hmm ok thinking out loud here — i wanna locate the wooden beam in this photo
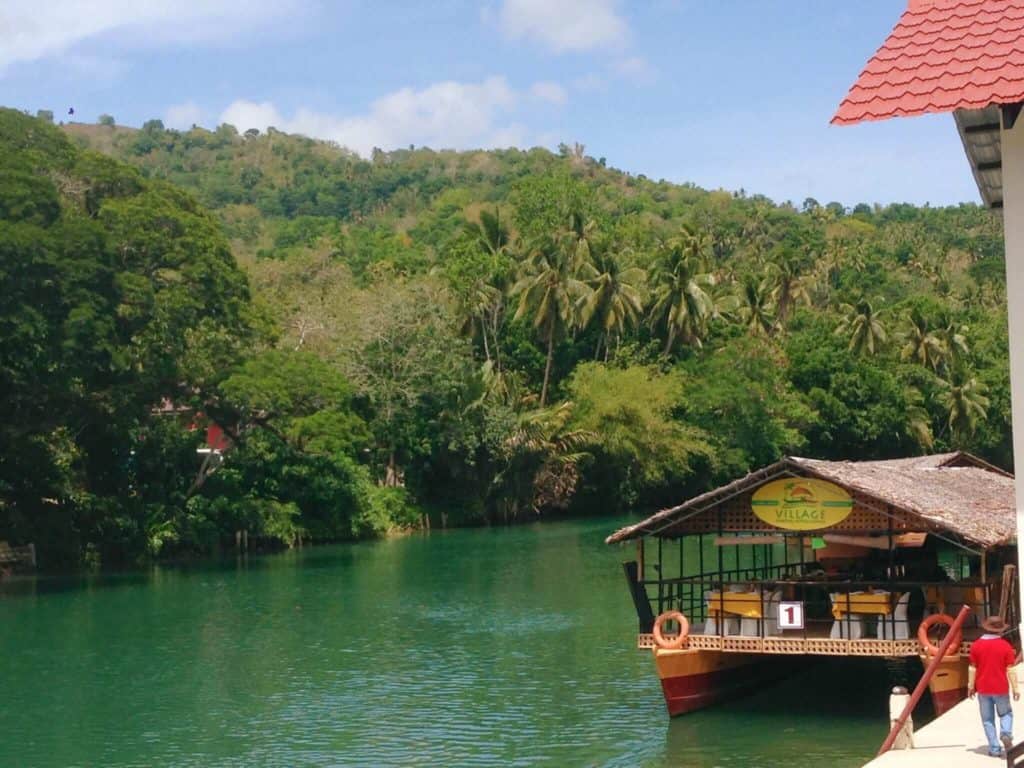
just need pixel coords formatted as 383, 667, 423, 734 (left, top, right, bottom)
977, 159, 1003, 172
713, 535, 783, 547
823, 534, 890, 550
964, 122, 1002, 135
821, 533, 928, 549
1003, 102, 1024, 131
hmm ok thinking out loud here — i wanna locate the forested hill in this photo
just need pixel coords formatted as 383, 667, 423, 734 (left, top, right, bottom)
1, 108, 1011, 567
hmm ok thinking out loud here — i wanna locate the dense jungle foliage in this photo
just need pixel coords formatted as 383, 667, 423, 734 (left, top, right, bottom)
0, 107, 1011, 566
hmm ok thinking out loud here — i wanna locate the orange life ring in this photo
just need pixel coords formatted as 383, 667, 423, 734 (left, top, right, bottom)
653, 610, 690, 650
918, 613, 962, 657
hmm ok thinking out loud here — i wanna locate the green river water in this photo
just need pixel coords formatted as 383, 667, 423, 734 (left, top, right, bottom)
1, 517, 912, 767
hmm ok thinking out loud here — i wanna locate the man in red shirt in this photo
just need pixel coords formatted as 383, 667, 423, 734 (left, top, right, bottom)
969, 616, 1020, 758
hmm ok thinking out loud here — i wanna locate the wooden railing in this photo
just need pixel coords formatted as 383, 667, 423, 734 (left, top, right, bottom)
1006, 740, 1024, 767
637, 631, 975, 658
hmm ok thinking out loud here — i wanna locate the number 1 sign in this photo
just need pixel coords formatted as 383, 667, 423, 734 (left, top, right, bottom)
778, 601, 804, 630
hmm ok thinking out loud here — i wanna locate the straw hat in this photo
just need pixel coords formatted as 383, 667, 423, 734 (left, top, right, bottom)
982, 616, 1010, 634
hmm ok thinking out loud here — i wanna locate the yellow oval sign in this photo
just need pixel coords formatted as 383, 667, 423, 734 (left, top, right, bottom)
751, 478, 853, 530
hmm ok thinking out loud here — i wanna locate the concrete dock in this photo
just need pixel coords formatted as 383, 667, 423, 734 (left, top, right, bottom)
864, 697, 1015, 767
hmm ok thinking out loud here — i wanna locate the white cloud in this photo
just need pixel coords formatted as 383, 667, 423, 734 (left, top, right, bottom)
0, 0, 298, 74
613, 55, 656, 84
529, 81, 568, 105
165, 101, 203, 130
572, 73, 606, 93
498, 0, 628, 53
219, 77, 524, 156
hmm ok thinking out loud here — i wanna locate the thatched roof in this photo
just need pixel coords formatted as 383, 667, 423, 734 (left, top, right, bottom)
605, 452, 1016, 549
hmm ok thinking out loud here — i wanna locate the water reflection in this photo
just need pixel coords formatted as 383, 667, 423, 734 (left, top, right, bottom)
0, 519, 894, 767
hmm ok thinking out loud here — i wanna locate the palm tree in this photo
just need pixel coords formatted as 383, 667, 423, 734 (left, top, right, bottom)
462, 208, 514, 368
729, 274, 775, 337
577, 243, 646, 360
935, 313, 970, 370
835, 298, 887, 356
904, 386, 935, 451
768, 250, 811, 329
511, 236, 588, 406
741, 206, 772, 262
463, 207, 511, 257
453, 278, 502, 362
938, 368, 989, 444
900, 307, 944, 371
492, 401, 593, 519
648, 230, 716, 353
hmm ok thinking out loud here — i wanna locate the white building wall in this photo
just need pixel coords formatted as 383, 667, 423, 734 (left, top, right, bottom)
1000, 116, 1024, 628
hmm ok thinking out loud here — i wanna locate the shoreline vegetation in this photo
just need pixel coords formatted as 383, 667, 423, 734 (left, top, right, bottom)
0, 107, 1012, 570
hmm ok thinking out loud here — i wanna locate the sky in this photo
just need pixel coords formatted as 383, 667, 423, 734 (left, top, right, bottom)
0, 0, 982, 207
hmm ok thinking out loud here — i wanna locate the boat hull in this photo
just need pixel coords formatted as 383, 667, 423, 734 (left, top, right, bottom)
654, 647, 775, 716
921, 653, 969, 716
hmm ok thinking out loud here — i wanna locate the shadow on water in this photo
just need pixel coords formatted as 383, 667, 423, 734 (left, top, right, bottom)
654, 657, 933, 768
0, 544, 359, 600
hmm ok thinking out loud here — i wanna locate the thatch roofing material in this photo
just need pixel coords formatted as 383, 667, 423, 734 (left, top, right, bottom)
605, 452, 1016, 549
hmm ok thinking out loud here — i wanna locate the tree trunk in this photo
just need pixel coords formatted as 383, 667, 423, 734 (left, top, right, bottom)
480, 317, 491, 362
541, 324, 554, 407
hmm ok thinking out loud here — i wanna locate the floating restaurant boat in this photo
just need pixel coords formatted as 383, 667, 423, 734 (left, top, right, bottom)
606, 452, 1019, 716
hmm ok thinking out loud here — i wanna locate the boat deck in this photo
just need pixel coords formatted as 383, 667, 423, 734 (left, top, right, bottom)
863, 694, 1017, 767
638, 624, 986, 658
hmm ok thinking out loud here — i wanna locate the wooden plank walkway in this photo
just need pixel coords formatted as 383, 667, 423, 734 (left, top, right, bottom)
864, 697, 1016, 767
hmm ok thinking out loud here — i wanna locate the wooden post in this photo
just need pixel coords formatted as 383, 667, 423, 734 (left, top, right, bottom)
637, 539, 645, 583
877, 605, 971, 757
888, 686, 913, 750
1001, 564, 1017, 622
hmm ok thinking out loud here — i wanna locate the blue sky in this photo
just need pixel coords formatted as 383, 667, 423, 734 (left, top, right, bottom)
1, 1, 981, 207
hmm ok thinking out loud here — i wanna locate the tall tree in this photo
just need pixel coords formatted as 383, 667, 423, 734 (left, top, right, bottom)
900, 307, 944, 371
939, 368, 989, 444
648, 228, 716, 353
768, 249, 811, 329
511, 235, 588, 406
730, 273, 775, 337
577, 242, 646, 359
835, 298, 887, 356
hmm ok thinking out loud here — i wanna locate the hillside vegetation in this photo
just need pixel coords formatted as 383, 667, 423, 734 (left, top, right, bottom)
1, 109, 1009, 566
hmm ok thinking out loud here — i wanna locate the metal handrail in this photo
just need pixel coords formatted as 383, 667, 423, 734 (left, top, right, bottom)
646, 576, 996, 640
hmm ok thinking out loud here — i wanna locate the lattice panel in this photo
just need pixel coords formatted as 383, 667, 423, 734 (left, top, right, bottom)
762, 638, 809, 655
687, 635, 723, 651
723, 637, 764, 653
892, 640, 922, 656
636, 635, 971, 657
803, 639, 850, 655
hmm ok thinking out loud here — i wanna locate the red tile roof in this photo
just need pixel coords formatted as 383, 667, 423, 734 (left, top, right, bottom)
833, 0, 1024, 125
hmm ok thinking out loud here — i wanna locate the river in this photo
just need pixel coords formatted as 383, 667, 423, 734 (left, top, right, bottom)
1, 517, 906, 767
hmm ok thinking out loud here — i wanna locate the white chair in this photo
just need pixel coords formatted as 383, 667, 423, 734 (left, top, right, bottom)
704, 591, 740, 636
739, 615, 760, 636
763, 589, 783, 636
879, 591, 912, 640
830, 592, 866, 639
